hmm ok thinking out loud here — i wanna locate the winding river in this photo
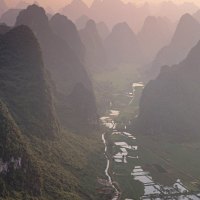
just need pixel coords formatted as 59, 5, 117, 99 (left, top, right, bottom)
102, 131, 120, 199
100, 82, 200, 200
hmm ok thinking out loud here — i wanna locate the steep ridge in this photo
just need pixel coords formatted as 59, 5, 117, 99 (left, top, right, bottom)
0, 25, 59, 138
138, 16, 173, 62
0, 25, 104, 200
137, 39, 200, 137
61, 0, 89, 21
105, 22, 144, 65
15, 5, 98, 131
149, 13, 200, 78
0, 99, 41, 197
15, 4, 88, 94
49, 13, 85, 62
96, 21, 110, 40
75, 15, 90, 30
0, 9, 21, 26
80, 19, 107, 71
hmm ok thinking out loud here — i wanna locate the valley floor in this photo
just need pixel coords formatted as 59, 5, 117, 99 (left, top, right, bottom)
99, 80, 200, 200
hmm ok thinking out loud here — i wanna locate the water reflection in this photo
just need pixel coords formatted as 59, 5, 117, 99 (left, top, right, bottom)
100, 81, 200, 200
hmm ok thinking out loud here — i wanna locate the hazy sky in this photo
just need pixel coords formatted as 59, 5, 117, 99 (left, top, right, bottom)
5, 0, 200, 10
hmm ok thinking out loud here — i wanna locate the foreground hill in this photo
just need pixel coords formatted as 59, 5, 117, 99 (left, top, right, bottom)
137, 37, 200, 137
0, 25, 104, 200
0, 25, 59, 138
0, 99, 41, 197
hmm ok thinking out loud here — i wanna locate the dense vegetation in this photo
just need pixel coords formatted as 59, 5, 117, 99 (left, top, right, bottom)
0, 25, 59, 138
2, 1, 200, 199
0, 25, 105, 200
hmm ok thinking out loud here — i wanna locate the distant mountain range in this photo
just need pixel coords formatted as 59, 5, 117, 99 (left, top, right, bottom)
61, 0, 151, 32
138, 16, 173, 62
80, 19, 107, 71
60, 0, 199, 33
147, 13, 200, 78
105, 22, 145, 65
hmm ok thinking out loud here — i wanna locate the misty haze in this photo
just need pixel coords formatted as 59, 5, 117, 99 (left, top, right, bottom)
1, 0, 200, 200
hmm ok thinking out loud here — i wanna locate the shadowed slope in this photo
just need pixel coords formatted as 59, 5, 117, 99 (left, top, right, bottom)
16, 5, 98, 131
50, 13, 85, 62
80, 19, 107, 71
105, 22, 144, 65
0, 25, 59, 137
138, 16, 173, 62
148, 14, 200, 78
137, 39, 200, 137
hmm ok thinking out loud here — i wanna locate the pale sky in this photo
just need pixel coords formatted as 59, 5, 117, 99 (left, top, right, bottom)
5, 0, 200, 10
